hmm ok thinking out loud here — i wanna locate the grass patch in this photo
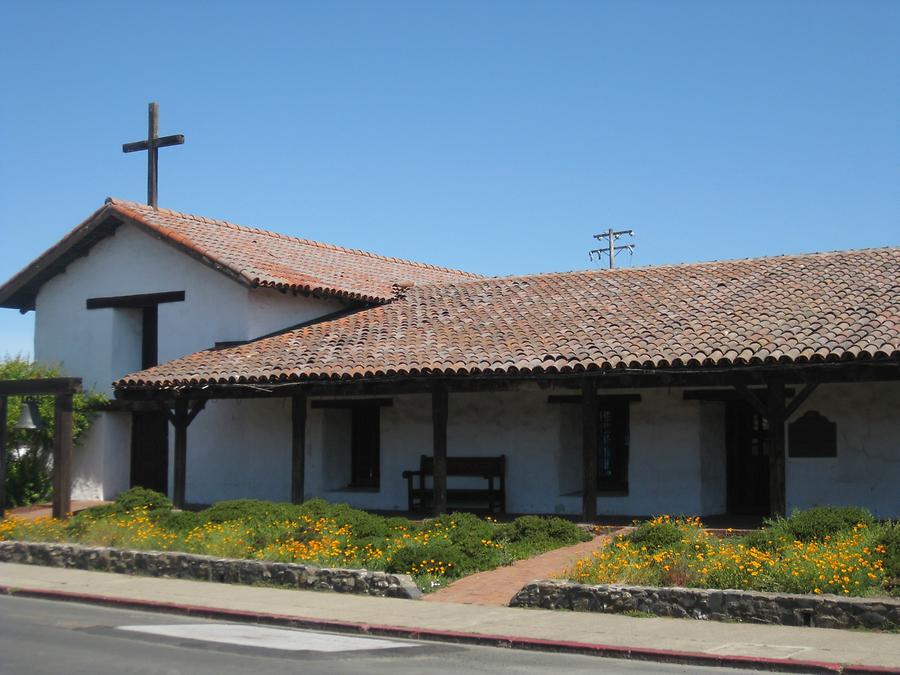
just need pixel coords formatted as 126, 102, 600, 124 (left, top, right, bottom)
0, 489, 590, 593
621, 609, 657, 619
569, 509, 898, 598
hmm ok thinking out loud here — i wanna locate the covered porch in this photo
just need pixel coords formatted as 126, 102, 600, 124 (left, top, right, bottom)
113, 360, 900, 521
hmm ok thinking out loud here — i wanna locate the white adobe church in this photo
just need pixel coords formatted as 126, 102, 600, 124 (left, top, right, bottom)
1, 198, 898, 519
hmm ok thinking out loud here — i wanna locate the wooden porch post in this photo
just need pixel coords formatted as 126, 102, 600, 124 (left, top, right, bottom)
172, 399, 189, 510
52, 393, 74, 519
431, 383, 448, 516
0, 396, 7, 518
767, 381, 787, 517
581, 379, 598, 521
291, 393, 307, 504
163, 398, 206, 510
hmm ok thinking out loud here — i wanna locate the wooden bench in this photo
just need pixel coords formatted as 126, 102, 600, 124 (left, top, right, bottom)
402, 455, 506, 514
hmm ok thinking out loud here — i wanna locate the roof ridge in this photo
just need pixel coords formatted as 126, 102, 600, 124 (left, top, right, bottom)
106, 197, 482, 279
423, 245, 900, 288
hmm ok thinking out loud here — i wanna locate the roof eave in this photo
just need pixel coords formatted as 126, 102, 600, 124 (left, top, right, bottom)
0, 203, 122, 312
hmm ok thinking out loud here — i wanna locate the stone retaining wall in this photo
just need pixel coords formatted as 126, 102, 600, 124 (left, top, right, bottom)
510, 580, 900, 630
0, 541, 421, 600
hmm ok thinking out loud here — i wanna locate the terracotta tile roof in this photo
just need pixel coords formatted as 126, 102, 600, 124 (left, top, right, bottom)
117, 247, 900, 388
0, 199, 481, 310
106, 199, 482, 302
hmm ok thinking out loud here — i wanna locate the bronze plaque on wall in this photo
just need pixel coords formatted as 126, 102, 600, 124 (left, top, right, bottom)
788, 411, 837, 458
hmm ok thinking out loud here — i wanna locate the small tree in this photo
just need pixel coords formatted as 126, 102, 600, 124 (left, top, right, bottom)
2, 356, 106, 508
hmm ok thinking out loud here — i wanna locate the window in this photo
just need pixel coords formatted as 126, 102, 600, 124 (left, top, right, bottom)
597, 400, 629, 492
315, 399, 390, 491
549, 393, 636, 496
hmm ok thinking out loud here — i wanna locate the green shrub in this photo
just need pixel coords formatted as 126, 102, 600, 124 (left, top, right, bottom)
202, 499, 302, 524
296, 499, 399, 539
114, 487, 172, 513
152, 509, 203, 532
628, 520, 685, 551
742, 527, 788, 551
64, 504, 120, 537
386, 540, 466, 578
434, 512, 494, 542
783, 506, 874, 541
572, 514, 893, 597
743, 506, 875, 551
385, 516, 414, 532
77, 503, 119, 520
425, 513, 503, 572
321, 504, 390, 539
498, 515, 589, 547
877, 522, 900, 581
291, 497, 333, 519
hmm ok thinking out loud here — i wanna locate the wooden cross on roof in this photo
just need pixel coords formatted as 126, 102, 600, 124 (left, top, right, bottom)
122, 102, 184, 208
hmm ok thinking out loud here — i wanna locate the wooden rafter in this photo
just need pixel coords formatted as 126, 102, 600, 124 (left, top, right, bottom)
784, 383, 819, 420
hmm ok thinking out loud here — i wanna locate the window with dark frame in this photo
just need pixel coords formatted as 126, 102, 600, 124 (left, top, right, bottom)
547, 394, 636, 495
597, 400, 629, 492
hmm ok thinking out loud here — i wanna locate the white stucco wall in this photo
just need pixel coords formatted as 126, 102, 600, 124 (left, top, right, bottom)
32, 223, 343, 500
786, 382, 900, 518
187, 388, 728, 516
105, 381, 900, 518
182, 399, 293, 505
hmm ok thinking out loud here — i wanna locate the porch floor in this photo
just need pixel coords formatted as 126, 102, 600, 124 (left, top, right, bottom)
2, 500, 110, 521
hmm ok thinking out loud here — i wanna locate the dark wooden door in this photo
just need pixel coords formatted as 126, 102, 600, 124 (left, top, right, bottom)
130, 411, 168, 494
726, 401, 770, 516
350, 406, 380, 488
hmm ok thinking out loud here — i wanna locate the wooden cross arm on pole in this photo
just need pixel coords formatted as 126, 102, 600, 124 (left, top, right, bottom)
122, 134, 185, 153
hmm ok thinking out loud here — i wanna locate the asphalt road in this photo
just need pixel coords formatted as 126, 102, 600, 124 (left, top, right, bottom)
0, 595, 764, 675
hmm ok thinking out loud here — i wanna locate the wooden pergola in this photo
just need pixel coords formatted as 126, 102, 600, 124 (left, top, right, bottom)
0, 378, 81, 519
116, 360, 900, 519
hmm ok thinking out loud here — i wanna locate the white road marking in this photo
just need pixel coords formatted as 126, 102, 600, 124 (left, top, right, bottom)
705, 643, 813, 659
116, 623, 415, 652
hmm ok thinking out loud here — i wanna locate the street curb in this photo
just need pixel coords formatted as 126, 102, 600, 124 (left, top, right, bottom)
0, 584, 896, 674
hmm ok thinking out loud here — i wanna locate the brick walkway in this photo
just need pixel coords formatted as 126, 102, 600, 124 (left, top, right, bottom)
423, 532, 619, 606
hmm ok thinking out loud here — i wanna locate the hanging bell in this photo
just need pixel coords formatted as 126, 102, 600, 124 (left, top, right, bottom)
14, 397, 44, 430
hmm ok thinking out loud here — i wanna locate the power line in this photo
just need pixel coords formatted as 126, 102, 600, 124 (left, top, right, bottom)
589, 228, 635, 269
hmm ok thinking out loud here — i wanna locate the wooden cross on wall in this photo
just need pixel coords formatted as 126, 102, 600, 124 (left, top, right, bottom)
122, 102, 184, 208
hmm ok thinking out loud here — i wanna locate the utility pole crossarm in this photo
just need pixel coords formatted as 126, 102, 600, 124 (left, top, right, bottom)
589, 228, 636, 269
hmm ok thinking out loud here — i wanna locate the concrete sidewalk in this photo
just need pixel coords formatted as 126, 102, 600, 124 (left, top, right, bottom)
0, 562, 897, 673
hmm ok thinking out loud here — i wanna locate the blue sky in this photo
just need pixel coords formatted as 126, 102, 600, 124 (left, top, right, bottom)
1, 0, 897, 358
